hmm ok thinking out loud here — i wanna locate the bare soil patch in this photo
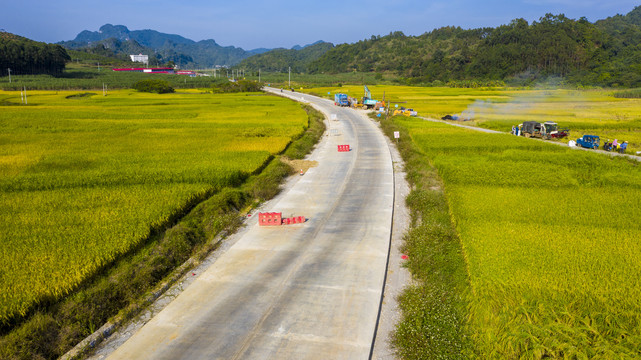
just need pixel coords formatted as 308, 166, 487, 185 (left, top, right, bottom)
280, 156, 319, 174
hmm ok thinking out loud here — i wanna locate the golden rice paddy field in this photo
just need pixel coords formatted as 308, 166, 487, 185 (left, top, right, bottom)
400, 120, 641, 357
304, 85, 641, 153
301, 85, 641, 357
0, 89, 308, 324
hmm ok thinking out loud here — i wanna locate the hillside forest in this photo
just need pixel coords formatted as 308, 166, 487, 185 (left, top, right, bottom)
0, 32, 70, 77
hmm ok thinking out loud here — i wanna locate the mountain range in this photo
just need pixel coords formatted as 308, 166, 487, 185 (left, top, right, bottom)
59, 24, 331, 68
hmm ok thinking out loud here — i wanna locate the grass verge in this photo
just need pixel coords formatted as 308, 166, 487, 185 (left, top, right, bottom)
0, 102, 325, 360
375, 113, 474, 359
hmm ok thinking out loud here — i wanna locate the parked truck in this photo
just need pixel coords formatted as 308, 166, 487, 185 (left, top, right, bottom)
575, 135, 600, 149
334, 93, 349, 107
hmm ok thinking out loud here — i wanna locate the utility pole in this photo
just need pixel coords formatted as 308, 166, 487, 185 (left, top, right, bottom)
259, 68, 261, 83
288, 66, 291, 88
97, 62, 100, 71
23, 86, 27, 105
7, 68, 11, 83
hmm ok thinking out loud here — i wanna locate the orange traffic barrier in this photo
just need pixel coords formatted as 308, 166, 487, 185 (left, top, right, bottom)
258, 212, 282, 226
259, 213, 306, 226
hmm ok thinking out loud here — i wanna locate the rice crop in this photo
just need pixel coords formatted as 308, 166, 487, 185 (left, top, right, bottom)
396, 117, 641, 358
302, 85, 641, 152
0, 90, 308, 324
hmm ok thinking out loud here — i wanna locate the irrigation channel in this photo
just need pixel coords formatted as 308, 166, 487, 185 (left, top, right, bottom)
98, 88, 395, 359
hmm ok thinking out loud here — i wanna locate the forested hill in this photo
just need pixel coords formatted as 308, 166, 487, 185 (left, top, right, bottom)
307, 6, 641, 87
0, 32, 70, 76
236, 41, 334, 73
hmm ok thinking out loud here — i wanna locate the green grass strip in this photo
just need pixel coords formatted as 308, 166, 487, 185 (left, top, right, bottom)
376, 114, 474, 359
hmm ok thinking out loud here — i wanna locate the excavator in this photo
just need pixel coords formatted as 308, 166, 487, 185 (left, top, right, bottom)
361, 86, 378, 109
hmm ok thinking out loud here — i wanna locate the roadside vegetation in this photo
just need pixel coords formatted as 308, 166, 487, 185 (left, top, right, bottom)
379, 113, 641, 358
0, 90, 325, 359
376, 114, 473, 358
212, 79, 263, 93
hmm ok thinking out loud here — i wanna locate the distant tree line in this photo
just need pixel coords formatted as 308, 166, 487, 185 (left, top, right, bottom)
132, 79, 175, 93
0, 32, 70, 76
303, 7, 641, 87
236, 42, 334, 73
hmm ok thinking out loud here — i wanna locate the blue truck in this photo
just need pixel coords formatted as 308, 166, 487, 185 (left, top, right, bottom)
575, 135, 600, 149
334, 93, 349, 106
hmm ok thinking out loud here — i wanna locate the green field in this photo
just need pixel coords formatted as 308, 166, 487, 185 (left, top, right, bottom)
0, 63, 219, 91
0, 62, 391, 91
302, 85, 641, 153
0, 89, 308, 324
390, 116, 641, 358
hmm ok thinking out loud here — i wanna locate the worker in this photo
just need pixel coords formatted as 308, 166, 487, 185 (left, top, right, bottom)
620, 141, 628, 154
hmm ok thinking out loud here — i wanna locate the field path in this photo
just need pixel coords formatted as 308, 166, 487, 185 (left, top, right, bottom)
103, 89, 395, 359
422, 116, 641, 161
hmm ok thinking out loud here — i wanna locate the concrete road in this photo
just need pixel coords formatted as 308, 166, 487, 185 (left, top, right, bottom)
106, 89, 394, 359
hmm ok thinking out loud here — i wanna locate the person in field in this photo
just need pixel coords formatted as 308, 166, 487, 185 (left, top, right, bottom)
620, 141, 628, 154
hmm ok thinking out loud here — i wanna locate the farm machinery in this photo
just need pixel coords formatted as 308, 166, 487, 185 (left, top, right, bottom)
361, 85, 378, 109
352, 85, 384, 110
517, 121, 569, 140
393, 107, 417, 117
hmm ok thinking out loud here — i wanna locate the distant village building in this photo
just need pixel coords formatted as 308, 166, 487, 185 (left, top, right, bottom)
129, 54, 149, 65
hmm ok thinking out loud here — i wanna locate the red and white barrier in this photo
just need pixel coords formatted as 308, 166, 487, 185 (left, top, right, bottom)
258, 212, 306, 226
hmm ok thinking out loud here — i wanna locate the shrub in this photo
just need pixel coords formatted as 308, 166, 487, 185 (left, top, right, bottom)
132, 79, 175, 94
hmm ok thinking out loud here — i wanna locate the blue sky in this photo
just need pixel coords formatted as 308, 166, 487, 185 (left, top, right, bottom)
2, 0, 639, 50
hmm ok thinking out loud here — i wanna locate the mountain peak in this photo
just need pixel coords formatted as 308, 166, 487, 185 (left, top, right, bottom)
291, 40, 327, 50
98, 24, 130, 36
